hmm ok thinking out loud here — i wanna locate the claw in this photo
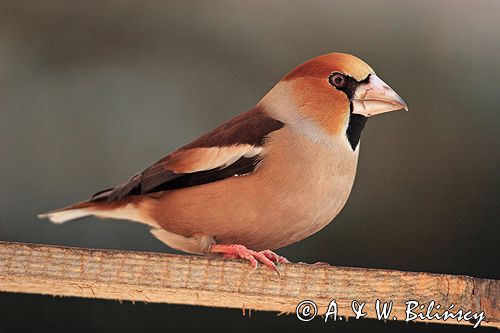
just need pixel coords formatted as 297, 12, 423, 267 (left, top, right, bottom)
260, 249, 290, 264
210, 244, 289, 274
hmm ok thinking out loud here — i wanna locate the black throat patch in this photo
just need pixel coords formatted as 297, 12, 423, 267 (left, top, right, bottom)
346, 103, 367, 151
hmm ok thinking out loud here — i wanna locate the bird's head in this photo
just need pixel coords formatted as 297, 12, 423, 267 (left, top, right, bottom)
261, 53, 407, 149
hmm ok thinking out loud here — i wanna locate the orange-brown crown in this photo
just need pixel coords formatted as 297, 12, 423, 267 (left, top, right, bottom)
283, 53, 374, 82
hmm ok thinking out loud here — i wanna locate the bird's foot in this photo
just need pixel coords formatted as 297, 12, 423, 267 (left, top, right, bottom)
210, 244, 289, 273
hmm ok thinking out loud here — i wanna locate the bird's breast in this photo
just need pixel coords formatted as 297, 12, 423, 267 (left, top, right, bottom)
246, 127, 359, 249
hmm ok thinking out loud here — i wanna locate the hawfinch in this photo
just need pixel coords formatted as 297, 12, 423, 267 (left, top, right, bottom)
39, 53, 407, 270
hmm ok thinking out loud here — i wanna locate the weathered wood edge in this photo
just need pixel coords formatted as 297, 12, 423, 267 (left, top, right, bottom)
0, 241, 498, 328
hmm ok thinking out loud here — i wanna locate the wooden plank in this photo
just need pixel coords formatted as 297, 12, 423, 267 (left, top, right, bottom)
0, 241, 497, 328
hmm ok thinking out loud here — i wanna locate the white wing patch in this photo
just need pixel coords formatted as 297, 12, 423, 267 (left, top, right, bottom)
170, 144, 263, 174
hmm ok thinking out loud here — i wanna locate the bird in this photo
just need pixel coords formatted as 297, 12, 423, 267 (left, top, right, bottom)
39, 52, 407, 271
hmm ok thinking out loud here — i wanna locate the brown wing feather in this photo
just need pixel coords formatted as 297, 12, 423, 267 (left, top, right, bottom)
91, 106, 284, 202
182, 105, 284, 148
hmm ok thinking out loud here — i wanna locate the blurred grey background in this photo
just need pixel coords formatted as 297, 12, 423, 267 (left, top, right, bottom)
0, 1, 498, 332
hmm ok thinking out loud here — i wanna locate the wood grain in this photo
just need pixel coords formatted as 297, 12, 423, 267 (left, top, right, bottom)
0, 241, 498, 328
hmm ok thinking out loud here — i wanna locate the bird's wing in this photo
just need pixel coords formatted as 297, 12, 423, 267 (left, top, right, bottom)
91, 106, 284, 202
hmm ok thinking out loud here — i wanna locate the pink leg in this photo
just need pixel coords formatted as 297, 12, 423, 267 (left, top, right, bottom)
210, 244, 289, 272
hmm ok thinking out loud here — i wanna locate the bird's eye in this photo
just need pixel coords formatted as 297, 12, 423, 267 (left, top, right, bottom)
329, 73, 346, 88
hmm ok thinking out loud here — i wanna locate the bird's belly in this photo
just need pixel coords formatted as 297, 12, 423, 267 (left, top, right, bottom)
269, 176, 355, 249
238, 157, 357, 250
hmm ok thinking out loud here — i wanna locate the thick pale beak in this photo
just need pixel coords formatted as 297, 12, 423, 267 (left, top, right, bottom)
352, 75, 408, 117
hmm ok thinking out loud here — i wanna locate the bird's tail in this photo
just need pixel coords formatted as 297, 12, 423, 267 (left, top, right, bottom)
38, 197, 155, 227
37, 201, 99, 224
